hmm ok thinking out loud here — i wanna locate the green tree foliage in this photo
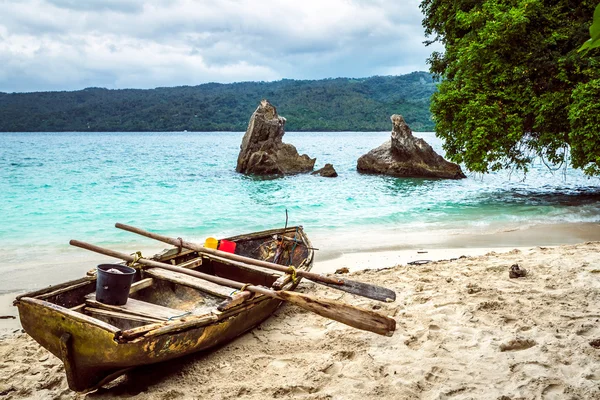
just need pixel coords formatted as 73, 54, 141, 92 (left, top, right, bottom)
420, 0, 600, 175
0, 73, 437, 132
579, 3, 600, 52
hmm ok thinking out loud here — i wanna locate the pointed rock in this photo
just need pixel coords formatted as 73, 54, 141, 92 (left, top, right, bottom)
236, 99, 316, 175
311, 163, 338, 177
357, 115, 465, 179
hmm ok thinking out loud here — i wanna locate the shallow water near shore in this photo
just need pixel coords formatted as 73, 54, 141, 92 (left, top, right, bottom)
1, 131, 600, 295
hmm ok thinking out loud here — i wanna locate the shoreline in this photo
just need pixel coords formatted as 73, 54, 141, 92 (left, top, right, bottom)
313, 246, 536, 274
312, 221, 600, 271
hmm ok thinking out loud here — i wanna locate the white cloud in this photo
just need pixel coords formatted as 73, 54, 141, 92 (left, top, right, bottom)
46, 0, 149, 13
0, 0, 441, 92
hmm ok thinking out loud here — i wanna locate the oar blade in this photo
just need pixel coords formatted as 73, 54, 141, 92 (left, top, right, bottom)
275, 290, 396, 336
315, 277, 397, 303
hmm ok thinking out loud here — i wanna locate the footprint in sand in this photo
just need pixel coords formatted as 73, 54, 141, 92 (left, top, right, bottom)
332, 350, 356, 360
424, 366, 447, 384
272, 385, 318, 397
268, 359, 290, 370
510, 361, 550, 379
584, 372, 600, 381
575, 323, 600, 337
499, 338, 536, 352
541, 383, 565, 400
404, 329, 428, 350
321, 362, 344, 375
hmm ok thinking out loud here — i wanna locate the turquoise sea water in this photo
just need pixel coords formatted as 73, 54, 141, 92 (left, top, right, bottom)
1, 131, 600, 293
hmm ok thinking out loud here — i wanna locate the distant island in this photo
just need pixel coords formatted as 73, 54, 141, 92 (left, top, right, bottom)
0, 72, 437, 132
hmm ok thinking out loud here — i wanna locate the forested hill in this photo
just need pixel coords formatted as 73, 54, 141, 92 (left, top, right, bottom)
0, 72, 437, 132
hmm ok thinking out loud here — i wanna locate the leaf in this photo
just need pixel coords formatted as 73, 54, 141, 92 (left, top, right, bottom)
588, 4, 600, 47
590, 36, 600, 50
579, 4, 600, 53
579, 38, 592, 53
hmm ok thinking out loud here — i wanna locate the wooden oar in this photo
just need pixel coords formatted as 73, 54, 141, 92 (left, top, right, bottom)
114, 223, 397, 303
69, 240, 396, 336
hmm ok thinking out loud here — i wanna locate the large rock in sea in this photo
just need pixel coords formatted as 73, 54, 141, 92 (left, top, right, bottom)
236, 99, 315, 175
357, 115, 466, 179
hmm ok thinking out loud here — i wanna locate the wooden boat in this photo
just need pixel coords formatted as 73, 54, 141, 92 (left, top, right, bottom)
14, 226, 315, 392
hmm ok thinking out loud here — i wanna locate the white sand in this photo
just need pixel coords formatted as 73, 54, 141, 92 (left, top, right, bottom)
1, 240, 600, 399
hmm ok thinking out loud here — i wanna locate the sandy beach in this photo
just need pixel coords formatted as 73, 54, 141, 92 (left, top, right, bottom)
2, 1, 600, 398
1, 225, 600, 399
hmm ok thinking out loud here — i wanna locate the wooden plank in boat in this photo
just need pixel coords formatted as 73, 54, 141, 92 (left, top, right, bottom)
173, 257, 202, 269
36, 280, 96, 300
145, 268, 235, 298
86, 307, 165, 324
16, 276, 95, 300
85, 294, 183, 321
129, 278, 154, 293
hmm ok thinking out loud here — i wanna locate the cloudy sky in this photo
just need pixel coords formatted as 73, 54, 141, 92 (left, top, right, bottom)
0, 0, 441, 93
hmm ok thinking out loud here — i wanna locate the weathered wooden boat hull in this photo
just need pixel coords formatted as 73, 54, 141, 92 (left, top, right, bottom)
15, 226, 313, 392
17, 295, 283, 391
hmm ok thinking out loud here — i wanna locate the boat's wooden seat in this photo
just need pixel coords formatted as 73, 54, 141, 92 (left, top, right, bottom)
85, 293, 186, 321
144, 268, 235, 298
85, 307, 165, 324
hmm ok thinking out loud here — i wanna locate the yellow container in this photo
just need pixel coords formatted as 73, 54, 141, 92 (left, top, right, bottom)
204, 237, 218, 249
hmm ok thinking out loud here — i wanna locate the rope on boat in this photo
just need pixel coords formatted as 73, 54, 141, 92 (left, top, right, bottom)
239, 283, 251, 292
288, 265, 299, 284
286, 226, 299, 266
167, 311, 191, 321
128, 251, 143, 268
230, 283, 255, 298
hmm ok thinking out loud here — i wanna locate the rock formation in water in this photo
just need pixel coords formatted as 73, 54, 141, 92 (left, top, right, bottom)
311, 163, 338, 178
357, 115, 466, 179
236, 99, 316, 175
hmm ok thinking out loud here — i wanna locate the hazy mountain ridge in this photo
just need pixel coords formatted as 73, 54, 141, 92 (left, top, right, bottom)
0, 72, 437, 132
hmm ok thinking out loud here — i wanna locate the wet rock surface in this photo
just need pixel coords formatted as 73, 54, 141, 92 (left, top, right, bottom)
236, 99, 315, 176
311, 163, 338, 178
357, 114, 466, 179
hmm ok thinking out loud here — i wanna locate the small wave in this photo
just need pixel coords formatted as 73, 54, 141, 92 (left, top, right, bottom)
9, 162, 44, 167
